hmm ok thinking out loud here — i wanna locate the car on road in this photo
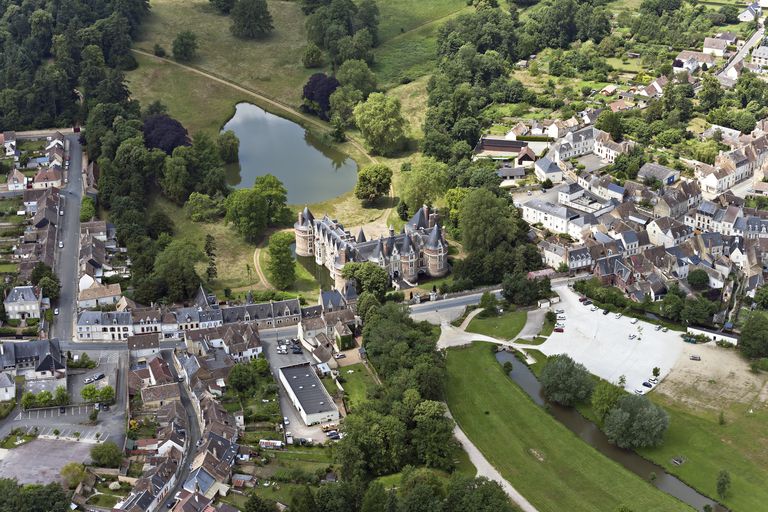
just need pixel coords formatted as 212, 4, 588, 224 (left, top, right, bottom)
167, 503, 174, 509
333, 353, 346, 359
554, 323, 565, 328
630, 318, 639, 324
102, 404, 110, 411
83, 377, 94, 384
615, 313, 622, 319
325, 430, 338, 437
554, 327, 564, 333
556, 315, 566, 320
58, 209, 63, 216
283, 416, 290, 425
690, 355, 701, 361
578, 297, 587, 302
54, 308, 59, 315
58, 241, 63, 248
642, 382, 653, 388
94, 373, 105, 381
590, 305, 598, 311
583, 300, 592, 305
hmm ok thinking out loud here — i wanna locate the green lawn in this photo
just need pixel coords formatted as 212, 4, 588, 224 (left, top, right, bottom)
149, 197, 261, 297
638, 397, 768, 512
258, 243, 319, 302
0, 263, 18, 273
445, 343, 690, 512
86, 494, 120, 508
466, 311, 527, 340
339, 363, 378, 411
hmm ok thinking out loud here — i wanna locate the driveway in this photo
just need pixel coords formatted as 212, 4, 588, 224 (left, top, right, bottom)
719, 23, 765, 79
529, 286, 684, 392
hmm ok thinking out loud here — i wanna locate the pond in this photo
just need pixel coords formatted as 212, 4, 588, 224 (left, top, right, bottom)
222, 103, 358, 204
495, 350, 726, 512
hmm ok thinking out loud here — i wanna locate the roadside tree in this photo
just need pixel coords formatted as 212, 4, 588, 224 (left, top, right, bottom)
81, 384, 99, 403
540, 354, 594, 406
739, 312, 768, 358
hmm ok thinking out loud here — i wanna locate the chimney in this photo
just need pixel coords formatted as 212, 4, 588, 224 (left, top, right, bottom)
388, 225, 394, 237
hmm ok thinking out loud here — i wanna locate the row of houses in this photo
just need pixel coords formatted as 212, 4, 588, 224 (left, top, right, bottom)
5, 132, 67, 192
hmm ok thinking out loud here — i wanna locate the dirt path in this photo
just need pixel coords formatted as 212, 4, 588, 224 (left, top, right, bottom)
252, 246, 271, 290
451, 421, 539, 512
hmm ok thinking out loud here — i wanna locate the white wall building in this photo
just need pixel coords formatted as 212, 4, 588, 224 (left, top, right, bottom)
278, 363, 339, 426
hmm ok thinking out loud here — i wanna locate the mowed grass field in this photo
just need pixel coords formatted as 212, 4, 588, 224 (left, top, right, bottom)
639, 396, 768, 512
445, 343, 691, 512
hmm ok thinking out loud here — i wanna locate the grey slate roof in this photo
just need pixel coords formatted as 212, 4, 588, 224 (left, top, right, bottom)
279, 363, 337, 415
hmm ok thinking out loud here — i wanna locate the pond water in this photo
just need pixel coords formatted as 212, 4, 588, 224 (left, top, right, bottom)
495, 351, 726, 512
222, 103, 358, 204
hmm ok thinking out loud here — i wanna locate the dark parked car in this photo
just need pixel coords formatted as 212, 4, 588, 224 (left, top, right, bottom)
583, 300, 592, 305
642, 382, 653, 388
602, 309, 610, 315
59, 406, 66, 414
554, 327, 564, 333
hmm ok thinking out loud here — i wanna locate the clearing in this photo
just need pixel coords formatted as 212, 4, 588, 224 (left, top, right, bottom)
465, 310, 527, 340
445, 342, 690, 512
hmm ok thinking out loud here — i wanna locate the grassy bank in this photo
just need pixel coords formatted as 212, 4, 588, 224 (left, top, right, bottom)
445, 342, 690, 512
466, 311, 527, 339
339, 363, 378, 410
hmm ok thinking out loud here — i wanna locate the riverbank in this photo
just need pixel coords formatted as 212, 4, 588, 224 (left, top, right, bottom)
445, 342, 690, 512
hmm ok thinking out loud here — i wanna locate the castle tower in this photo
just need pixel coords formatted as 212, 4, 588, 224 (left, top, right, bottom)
423, 224, 449, 277
399, 235, 418, 282
294, 206, 315, 257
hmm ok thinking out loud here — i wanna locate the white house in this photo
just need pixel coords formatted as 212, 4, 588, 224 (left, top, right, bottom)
278, 362, 339, 426
1, 132, 15, 158
77, 282, 122, 309
753, 45, 768, 67
0, 373, 15, 401
7, 169, 25, 191
4, 286, 41, 320
703, 37, 728, 57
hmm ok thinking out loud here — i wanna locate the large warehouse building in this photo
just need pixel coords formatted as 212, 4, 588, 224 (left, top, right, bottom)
278, 362, 340, 426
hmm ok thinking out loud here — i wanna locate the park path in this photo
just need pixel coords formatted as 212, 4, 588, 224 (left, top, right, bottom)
459, 307, 483, 330
252, 246, 271, 290
451, 420, 539, 512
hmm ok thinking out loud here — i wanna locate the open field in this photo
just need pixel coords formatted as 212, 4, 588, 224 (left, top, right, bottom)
639, 342, 768, 511
339, 363, 378, 411
149, 197, 261, 296
445, 342, 690, 512
466, 311, 527, 340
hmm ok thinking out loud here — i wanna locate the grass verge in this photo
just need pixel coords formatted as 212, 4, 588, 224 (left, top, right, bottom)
466, 311, 527, 340
445, 342, 690, 512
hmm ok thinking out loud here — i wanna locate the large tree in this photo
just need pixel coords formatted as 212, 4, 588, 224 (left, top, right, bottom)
210, 0, 236, 13
400, 158, 447, 210
603, 394, 669, 449
90, 441, 123, 468
225, 188, 269, 242
302, 73, 340, 120
142, 114, 189, 154
217, 130, 240, 163
591, 380, 625, 422
337, 59, 377, 97
354, 164, 392, 203
231, 0, 274, 39
540, 354, 594, 406
686, 268, 709, 290
172, 30, 198, 61
342, 262, 389, 301
353, 93, 407, 156
739, 312, 768, 358
267, 232, 296, 290
459, 188, 517, 254
252, 174, 289, 225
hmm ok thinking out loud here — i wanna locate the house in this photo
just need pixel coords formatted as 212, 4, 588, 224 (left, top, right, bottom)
4, 286, 41, 320
674, 51, 716, 72
600, 84, 618, 96
753, 46, 768, 67
141, 383, 181, 409
472, 136, 531, 165
76, 310, 134, 342
497, 165, 526, 186
0, 339, 66, 380
521, 199, 596, 242
534, 156, 563, 183
128, 333, 161, 359
7, 168, 25, 191
703, 37, 728, 57
637, 76, 668, 98
0, 372, 14, 401
608, 99, 631, 113
32, 167, 62, 189
716, 32, 739, 45
77, 282, 122, 309
739, 1, 761, 21
647, 217, 694, 248
278, 362, 339, 425
2, 132, 15, 158
638, 162, 680, 185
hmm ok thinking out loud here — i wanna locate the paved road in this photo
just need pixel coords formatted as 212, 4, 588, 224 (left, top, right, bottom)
52, 135, 84, 341
161, 350, 201, 509
719, 23, 765, 79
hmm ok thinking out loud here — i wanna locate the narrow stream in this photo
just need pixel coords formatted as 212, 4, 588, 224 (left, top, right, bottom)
495, 351, 726, 512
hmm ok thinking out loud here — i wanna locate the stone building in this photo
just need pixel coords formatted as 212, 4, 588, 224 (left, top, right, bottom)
295, 205, 449, 289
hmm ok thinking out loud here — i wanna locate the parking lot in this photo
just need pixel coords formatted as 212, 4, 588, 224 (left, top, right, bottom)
535, 286, 684, 393
15, 403, 96, 420
67, 351, 120, 404
0, 438, 93, 485
259, 329, 339, 444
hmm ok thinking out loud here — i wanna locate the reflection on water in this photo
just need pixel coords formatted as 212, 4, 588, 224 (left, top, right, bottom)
222, 103, 358, 204
495, 351, 726, 512
297, 255, 334, 291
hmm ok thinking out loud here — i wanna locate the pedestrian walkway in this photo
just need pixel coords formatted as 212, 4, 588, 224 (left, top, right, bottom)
437, 323, 538, 364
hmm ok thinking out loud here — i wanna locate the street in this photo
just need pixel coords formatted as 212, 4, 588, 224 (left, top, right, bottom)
52, 134, 84, 341
161, 350, 201, 509
719, 22, 765, 80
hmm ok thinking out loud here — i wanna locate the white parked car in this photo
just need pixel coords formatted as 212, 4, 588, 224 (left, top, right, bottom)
615, 313, 622, 319
283, 416, 290, 425
590, 305, 598, 312
58, 241, 63, 248
630, 318, 639, 324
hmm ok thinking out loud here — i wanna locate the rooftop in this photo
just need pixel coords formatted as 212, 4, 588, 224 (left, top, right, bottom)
279, 363, 338, 415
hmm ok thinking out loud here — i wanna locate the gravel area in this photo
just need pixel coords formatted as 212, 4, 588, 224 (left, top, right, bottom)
0, 438, 92, 484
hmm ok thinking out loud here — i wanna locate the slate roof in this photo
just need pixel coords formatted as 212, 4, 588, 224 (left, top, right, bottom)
279, 362, 338, 415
